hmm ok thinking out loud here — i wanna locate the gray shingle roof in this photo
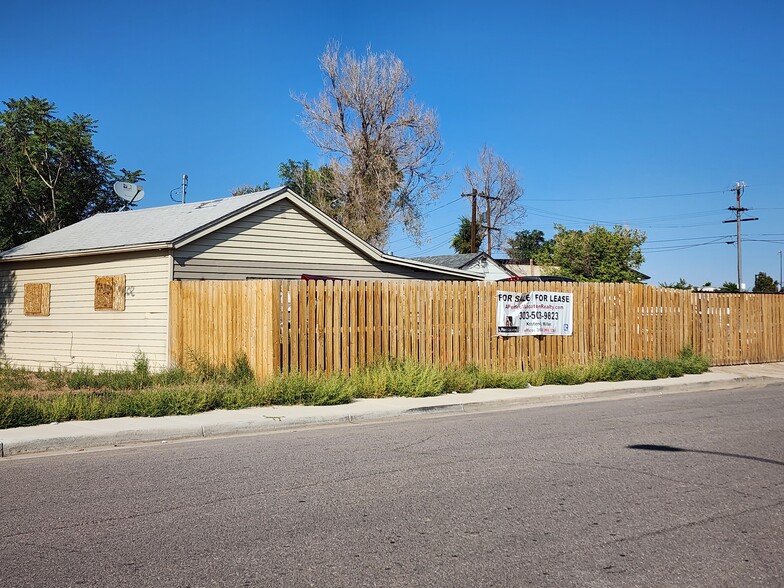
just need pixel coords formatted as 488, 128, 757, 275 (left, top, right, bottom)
411, 253, 484, 269
0, 188, 284, 260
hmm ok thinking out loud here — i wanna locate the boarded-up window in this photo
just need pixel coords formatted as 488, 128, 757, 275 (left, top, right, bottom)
94, 275, 126, 311
24, 283, 51, 316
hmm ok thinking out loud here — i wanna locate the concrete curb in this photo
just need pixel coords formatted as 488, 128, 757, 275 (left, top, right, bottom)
0, 371, 780, 458
416, 375, 778, 416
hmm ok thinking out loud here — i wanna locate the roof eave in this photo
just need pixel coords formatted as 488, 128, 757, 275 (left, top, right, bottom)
0, 242, 173, 263
382, 254, 482, 279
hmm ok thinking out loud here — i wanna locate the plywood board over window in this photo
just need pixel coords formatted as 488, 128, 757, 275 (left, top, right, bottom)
94, 275, 126, 311
24, 283, 51, 316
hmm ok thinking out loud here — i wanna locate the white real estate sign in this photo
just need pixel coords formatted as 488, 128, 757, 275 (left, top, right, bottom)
496, 290, 574, 336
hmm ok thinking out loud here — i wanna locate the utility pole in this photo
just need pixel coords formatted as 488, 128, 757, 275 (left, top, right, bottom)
778, 250, 782, 292
722, 181, 758, 290
480, 191, 500, 257
461, 189, 478, 253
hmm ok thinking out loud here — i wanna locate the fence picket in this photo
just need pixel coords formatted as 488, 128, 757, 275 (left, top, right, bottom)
168, 279, 784, 379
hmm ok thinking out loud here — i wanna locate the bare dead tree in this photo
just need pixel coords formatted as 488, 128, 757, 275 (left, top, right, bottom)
294, 43, 448, 247
464, 146, 525, 256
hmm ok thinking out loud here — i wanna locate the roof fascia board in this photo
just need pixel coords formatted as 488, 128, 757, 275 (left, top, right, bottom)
0, 243, 172, 264
389, 255, 481, 279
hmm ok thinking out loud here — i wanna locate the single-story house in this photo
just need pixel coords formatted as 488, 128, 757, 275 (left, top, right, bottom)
0, 187, 478, 371
411, 253, 514, 282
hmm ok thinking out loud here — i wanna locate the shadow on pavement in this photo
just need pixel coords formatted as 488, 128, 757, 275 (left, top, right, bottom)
627, 443, 784, 467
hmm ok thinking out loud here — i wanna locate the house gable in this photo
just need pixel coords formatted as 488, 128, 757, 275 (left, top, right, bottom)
462, 256, 514, 281
173, 200, 466, 280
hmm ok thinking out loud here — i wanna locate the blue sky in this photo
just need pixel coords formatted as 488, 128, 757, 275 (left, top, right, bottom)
3, 1, 783, 287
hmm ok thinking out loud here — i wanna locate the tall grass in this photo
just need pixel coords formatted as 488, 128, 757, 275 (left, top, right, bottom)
0, 348, 710, 429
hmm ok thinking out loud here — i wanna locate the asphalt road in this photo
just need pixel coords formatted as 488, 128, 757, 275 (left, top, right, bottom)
1, 385, 782, 587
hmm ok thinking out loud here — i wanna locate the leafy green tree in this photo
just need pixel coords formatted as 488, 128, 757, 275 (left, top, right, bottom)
277, 159, 339, 212
752, 272, 778, 293
720, 282, 740, 292
505, 229, 546, 260
659, 278, 692, 290
0, 97, 142, 250
536, 224, 646, 282
451, 215, 486, 254
231, 182, 269, 196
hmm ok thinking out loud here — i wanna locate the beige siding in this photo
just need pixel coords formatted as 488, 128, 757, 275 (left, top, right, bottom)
0, 251, 171, 371
173, 201, 466, 281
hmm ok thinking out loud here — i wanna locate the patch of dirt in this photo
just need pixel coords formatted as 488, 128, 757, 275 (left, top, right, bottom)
1, 371, 73, 398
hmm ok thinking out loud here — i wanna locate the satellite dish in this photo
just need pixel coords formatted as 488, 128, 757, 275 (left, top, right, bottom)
113, 182, 144, 207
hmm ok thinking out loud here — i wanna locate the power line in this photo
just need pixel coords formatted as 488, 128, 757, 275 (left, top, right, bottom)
392, 227, 457, 254
384, 196, 463, 250
524, 188, 731, 203
406, 236, 456, 256
387, 221, 455, 246
643, 238, 730, 253
746, 238, 784, 244
422, 196, 462, 215
525, 205, 726, 229
645, 233, 733, 244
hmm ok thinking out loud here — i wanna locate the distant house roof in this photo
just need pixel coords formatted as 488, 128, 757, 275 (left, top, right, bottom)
412, 253, 486, 270
0, 188, 479, 280
411, 252, 513, 281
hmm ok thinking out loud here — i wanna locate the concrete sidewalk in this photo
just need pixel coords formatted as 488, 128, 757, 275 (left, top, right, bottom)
2, 363, 783, 458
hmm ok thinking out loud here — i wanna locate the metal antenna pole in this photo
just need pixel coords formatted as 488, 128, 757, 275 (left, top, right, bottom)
779, 250, 782, 292
182, 174, 188, 204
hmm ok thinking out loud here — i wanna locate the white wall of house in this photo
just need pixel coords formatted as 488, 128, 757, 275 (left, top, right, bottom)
0, 251, 171, 371
463, 257, 511, 281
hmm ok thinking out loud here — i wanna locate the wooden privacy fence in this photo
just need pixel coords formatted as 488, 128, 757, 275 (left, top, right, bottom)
169, 280, 784, 379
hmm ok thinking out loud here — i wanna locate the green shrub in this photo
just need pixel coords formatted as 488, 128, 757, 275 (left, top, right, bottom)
443, 364, 482, 394
311, 373, 353, 405
0, 395, 44, 428
39, 368, 68, 389
230, 353, 255, 384
151, 366, 191, 387
475, 369, 530, 389
678, 345, 711, 373
537, 365, 587, 386
0, 362, 33, 392
133, 350, 150, 376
